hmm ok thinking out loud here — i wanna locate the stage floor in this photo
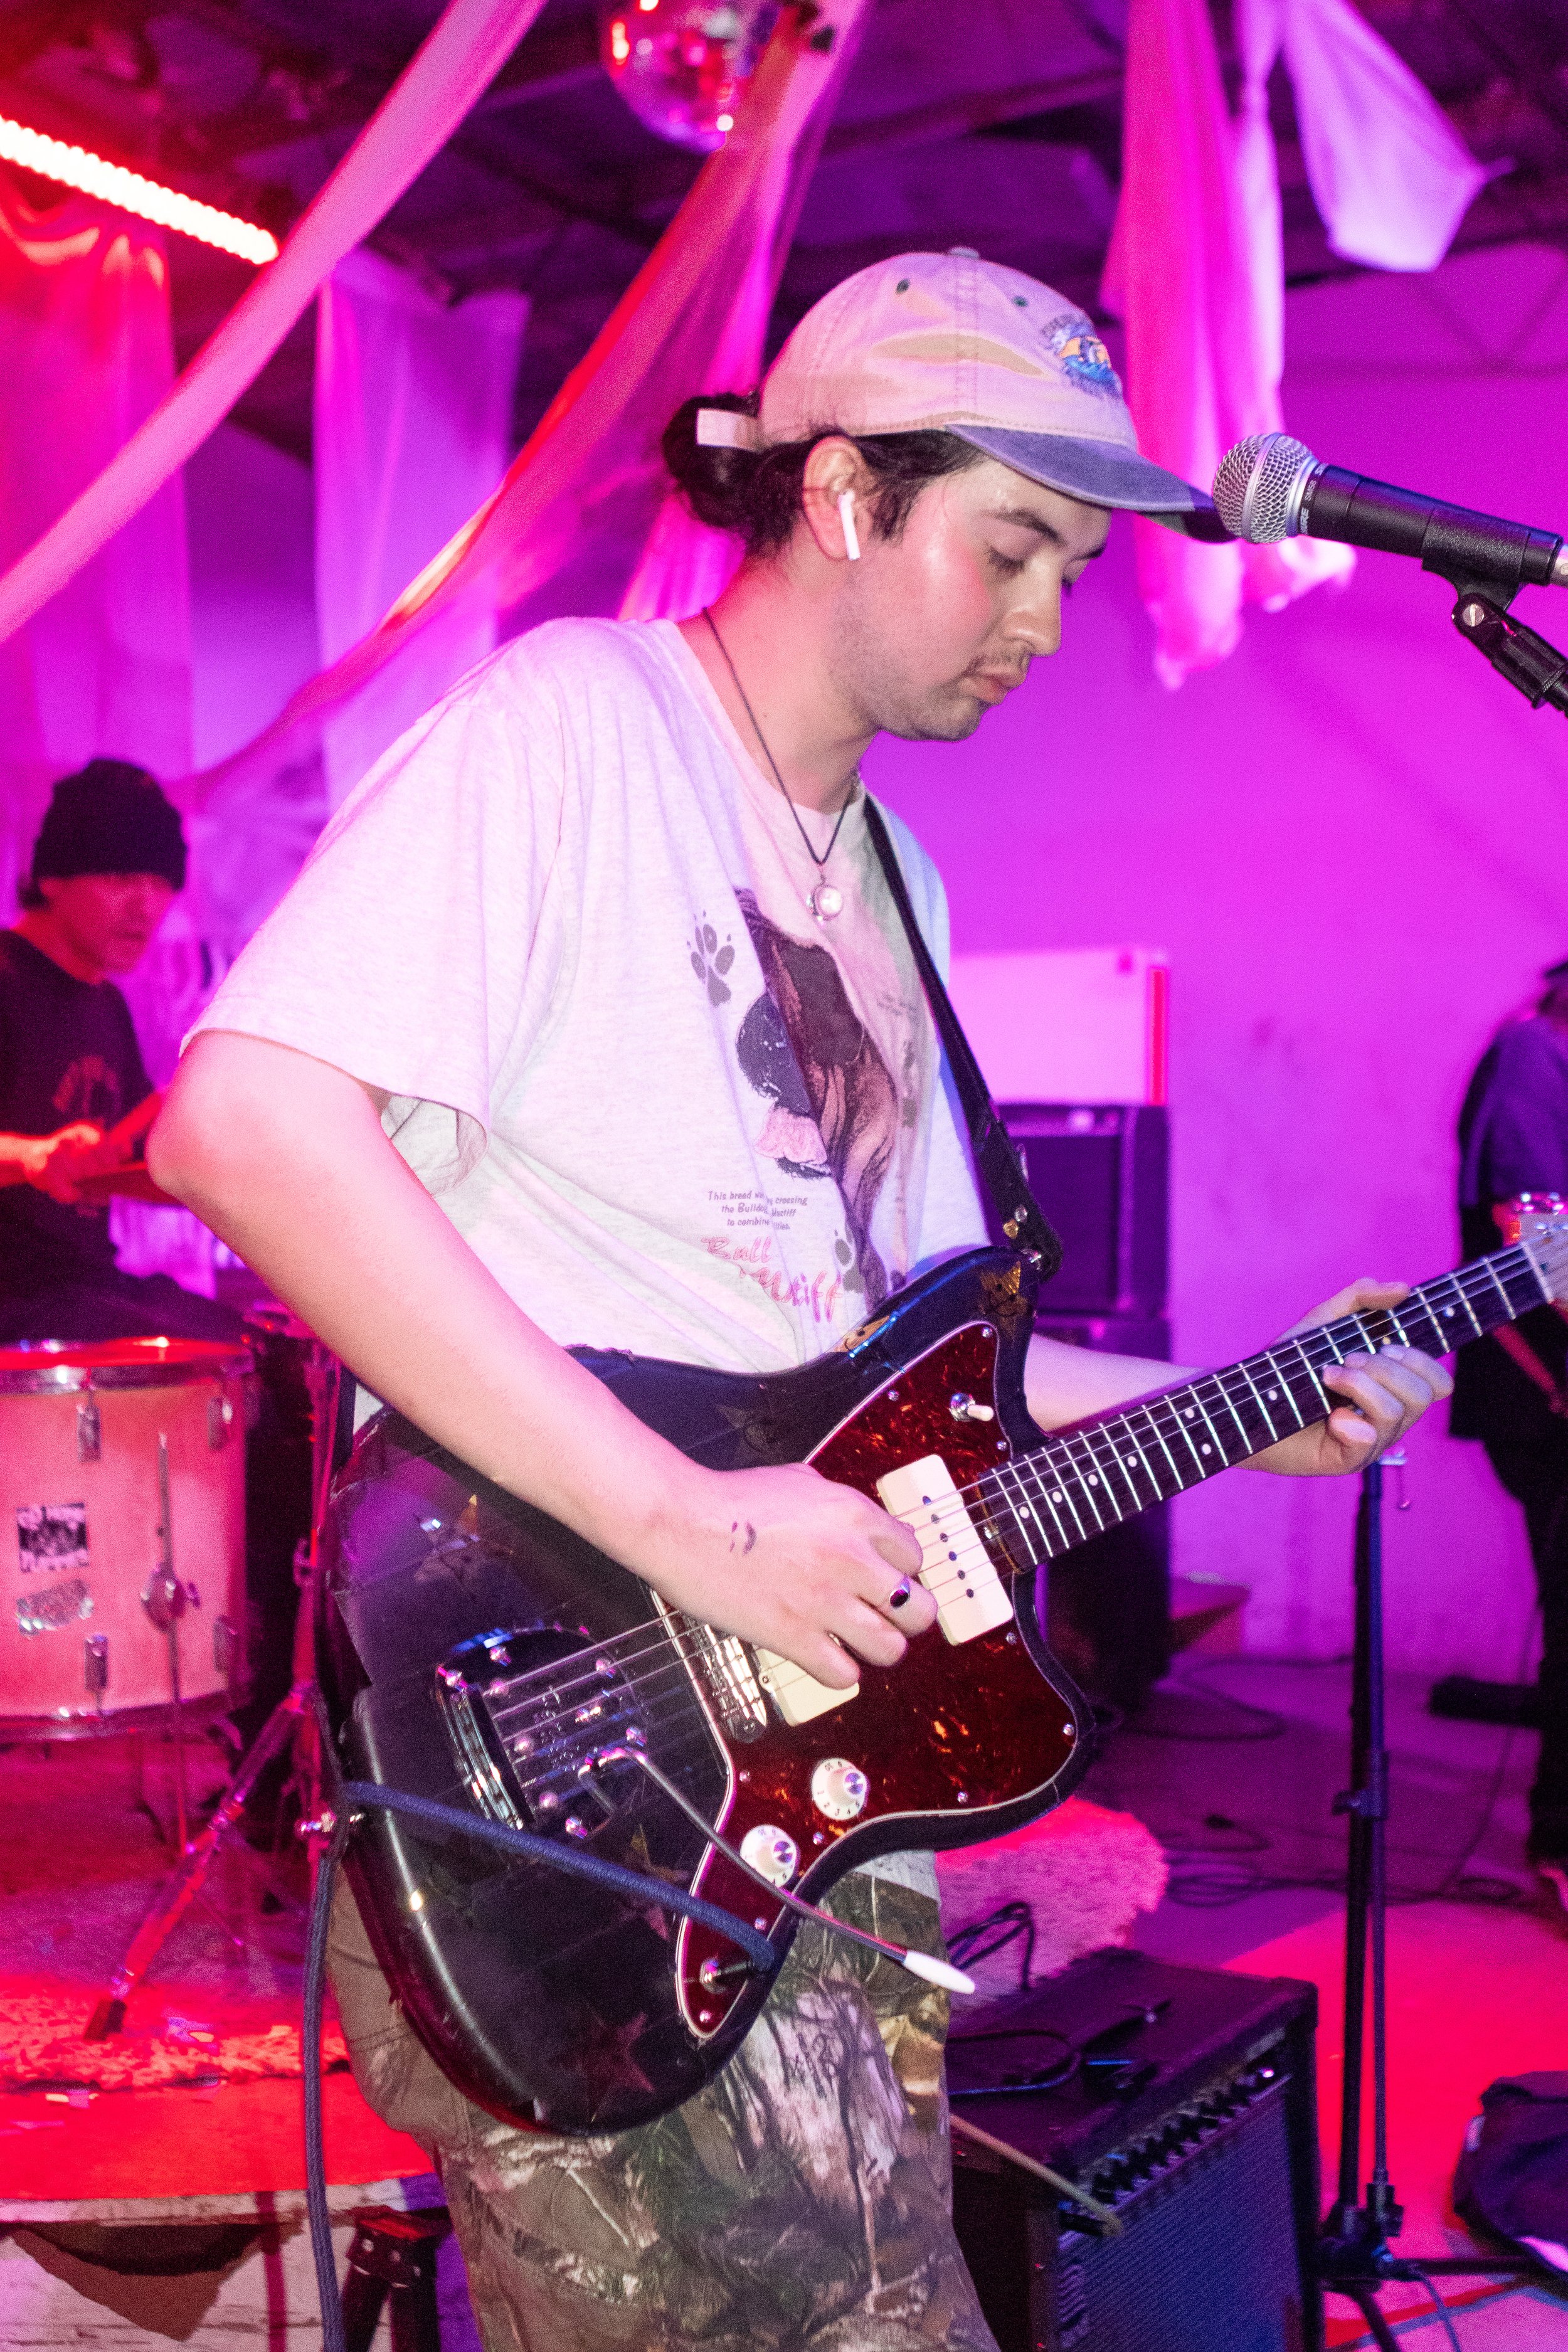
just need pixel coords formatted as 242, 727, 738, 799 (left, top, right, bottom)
1084, 1656, 1568, 2349
0, 1661, 1562, 2346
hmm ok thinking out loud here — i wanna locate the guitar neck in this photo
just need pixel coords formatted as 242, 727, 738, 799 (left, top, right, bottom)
991, 1243, 1552, 1564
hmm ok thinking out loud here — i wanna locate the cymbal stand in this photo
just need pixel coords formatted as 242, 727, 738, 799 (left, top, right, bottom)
87, 1682, 317, 2038
139, 1431, 191, 1853
1317, 1454, 1539, 2348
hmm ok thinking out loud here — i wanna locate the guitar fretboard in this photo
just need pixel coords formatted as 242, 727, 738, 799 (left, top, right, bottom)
981, 1243, 1553, 1566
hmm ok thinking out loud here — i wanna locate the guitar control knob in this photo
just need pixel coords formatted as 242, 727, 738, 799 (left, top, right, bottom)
810, 1758, 869, 1821
739, 1823, 799, 1885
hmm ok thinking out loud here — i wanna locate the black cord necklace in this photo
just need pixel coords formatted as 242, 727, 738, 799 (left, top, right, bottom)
702, 607, 856, 923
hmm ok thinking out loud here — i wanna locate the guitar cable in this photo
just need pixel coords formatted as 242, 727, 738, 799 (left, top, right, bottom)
583, 1742, 977, 1996
303, 1780, 781, 2352
303, 1774, 972, 2352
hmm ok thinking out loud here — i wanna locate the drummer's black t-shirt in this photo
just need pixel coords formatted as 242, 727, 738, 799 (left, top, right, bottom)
0, 931, 152, 1292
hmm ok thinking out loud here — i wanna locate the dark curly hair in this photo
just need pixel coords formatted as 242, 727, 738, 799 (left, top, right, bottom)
662, 391, 983, 558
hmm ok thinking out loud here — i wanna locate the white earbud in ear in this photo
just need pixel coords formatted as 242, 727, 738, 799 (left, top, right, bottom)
837, 490, 862, 562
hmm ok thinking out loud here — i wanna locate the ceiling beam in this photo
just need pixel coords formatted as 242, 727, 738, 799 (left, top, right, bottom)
822, 69, 1124, 161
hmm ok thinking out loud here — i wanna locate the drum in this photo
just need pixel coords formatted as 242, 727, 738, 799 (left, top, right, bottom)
0, 1338, 252, 1737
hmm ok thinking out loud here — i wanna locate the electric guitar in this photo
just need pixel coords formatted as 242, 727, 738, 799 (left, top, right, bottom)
318, 1199, 1568, 2135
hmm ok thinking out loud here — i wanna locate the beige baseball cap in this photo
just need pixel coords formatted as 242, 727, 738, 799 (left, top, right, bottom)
698, 247, 1209, 518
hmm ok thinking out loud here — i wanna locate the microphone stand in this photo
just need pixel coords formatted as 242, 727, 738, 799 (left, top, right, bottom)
1316, 1455, 1540, 2350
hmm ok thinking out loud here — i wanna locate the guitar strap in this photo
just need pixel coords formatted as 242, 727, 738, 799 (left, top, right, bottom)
862, 795, 1062, 1283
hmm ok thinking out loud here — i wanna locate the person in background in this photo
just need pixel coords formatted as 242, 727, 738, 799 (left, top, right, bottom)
0, 757, 240, 1345
1453, 957, 1568, 1908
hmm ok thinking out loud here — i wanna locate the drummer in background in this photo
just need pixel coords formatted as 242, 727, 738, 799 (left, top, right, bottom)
0, 758, 240, 1347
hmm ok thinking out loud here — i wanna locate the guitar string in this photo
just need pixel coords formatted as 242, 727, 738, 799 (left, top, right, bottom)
484, 1251, 1550, 1721
490, 1263, 1542, 1720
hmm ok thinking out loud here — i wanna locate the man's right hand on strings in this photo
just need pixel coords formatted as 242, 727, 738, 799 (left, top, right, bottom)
639, 1459, 931, 1688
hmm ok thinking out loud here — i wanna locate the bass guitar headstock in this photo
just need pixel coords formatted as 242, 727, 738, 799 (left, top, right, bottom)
1495, 1192, 1568, 1303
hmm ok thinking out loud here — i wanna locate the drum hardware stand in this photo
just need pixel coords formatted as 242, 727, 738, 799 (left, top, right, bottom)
138, 1432, 193, 1853
1316, 1453, 1541, 2349
86, 1353, 345, 2040
86, 1678, 319, 2039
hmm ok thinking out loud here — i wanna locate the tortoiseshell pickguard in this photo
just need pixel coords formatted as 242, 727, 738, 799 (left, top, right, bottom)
675, 1321, 1079, 2036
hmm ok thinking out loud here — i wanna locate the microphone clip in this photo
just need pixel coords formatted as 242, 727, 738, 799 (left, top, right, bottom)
1453, 589, 1568, 719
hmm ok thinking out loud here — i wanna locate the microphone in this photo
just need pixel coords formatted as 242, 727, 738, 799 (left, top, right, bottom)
1213, 433, 1568, 595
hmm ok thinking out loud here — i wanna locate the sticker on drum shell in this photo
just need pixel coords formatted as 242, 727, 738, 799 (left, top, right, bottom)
16, 1503, 88, 1576
16, 1577, 93, 1635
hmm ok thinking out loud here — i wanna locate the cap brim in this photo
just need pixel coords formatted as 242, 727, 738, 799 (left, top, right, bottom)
950, 425, 1217, 519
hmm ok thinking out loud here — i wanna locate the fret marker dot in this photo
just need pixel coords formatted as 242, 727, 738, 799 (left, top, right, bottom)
1051, 1491, 1062, 1502
1201, 1444, 1212, 1456
1266, 1389, 1278, 1401
1088, 1473, 1098, 1485
1184, 1408, 1195, 1421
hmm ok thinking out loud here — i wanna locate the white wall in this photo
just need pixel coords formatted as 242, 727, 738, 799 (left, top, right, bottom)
865, 241, 1568, 1677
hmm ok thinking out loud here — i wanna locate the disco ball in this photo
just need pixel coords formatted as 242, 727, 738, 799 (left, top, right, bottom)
598, 1, 779, 154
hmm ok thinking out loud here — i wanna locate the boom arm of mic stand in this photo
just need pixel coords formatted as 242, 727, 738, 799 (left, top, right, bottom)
1452, 589, 1568, 716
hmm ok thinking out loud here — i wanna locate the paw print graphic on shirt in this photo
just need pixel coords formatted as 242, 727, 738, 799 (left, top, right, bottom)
690, 919, 736, 1006
834, 1232, 865, 1296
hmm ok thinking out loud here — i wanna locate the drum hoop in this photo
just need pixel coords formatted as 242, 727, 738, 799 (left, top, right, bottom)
0, 1351, 252, 1396
0, 1684, 250, 1744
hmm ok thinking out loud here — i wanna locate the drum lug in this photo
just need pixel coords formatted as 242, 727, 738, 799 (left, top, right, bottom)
85, 1633, 109, 1697
76, 1401, 102, 1462
208, 1394, 235, 1450
213, 1615, 237, 1677
141, 1567, 186, 1633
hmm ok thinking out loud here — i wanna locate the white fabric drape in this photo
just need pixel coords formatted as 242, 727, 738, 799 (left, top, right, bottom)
1274, 0, 1490, 273
0, 191, 191, 907
315, 252, 526, 806
0, 0, 546, 660
1104, 0, 1481, 685
190, 0, 874, 805
0, 186, 216, 1287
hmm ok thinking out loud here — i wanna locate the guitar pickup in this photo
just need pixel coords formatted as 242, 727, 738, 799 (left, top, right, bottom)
874, 1454, 1014, 1645
753, 1648, 859, 1727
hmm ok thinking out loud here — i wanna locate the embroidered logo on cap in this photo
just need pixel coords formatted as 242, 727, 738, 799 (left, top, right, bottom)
1044, 314, 1122, 398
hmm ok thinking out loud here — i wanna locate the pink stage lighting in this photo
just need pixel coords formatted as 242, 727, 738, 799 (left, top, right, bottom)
0, 115, 278, 265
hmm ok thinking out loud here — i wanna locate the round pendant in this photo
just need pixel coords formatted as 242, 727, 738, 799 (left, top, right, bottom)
809, 882, 844, 921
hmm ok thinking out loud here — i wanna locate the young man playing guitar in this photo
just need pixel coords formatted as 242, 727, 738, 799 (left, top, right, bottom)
152, 251, 1449, 2350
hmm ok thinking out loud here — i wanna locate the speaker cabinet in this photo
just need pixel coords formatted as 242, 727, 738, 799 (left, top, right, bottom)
1002, 1104, 1169, 1318
949, 1951, 1322, 2352
1034, 1311, 1172, 1714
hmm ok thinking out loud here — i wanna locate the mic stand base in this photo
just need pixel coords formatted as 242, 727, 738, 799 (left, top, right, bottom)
1315, 1461, 1549, 2350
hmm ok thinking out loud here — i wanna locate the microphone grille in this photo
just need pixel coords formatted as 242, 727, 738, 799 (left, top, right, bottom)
1212, 433, 1318, 543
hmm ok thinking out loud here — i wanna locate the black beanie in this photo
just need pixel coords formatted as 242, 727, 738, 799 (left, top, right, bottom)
30, 759, 187, 893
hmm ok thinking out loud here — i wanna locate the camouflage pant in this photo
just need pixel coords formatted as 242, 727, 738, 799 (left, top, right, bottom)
329, 1872, 998, 2351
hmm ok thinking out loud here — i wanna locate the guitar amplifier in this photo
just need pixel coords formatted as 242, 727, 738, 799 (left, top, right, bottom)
1032, 1311, 1172, 1714
948, 1950, 1323, 2352
1002, 1104, 1169, 1318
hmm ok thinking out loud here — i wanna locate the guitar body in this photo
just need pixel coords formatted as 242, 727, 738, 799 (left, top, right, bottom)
319, 1246, 1091, 2136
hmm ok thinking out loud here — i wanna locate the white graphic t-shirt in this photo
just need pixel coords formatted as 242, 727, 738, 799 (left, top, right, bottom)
198, 618, 988, 1368
196, 620, 990, 1897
